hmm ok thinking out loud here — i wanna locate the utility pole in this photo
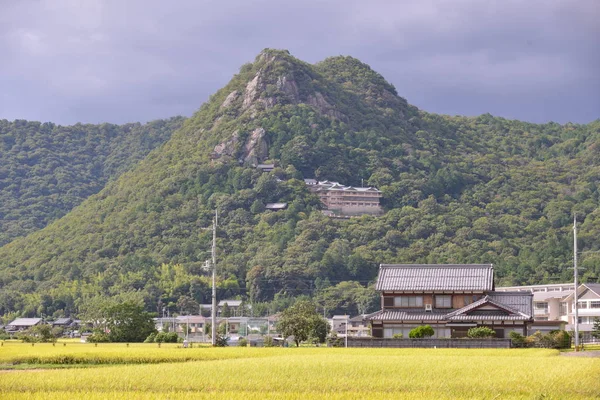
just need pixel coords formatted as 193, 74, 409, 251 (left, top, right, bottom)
211, 209, 218, 346
573, 215, 580, 350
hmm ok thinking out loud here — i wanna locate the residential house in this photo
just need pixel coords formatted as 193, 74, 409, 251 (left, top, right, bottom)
176, 315, 207, 339
304, 180, 383, 216
497, 283, 600, 342
6, 318, 43, 334
52, 318, 72, 328
369, 264, 534, 339
348, 314, 375, 337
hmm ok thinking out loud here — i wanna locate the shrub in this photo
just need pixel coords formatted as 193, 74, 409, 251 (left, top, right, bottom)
238, 337, 248, 347
409, 325, 435, 339
467, 327, 496, 338
263, 335, 275, 347
87, 331, 110, 343
214, 334, 228, 347
154, 332, 180, 343
392, 333, 404, 339
524, 330, 571, 349
509, 331, 527, 348
144, 332, 157, 343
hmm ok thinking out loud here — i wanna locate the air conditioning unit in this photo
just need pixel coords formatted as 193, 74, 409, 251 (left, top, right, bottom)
425, 304, 433, 312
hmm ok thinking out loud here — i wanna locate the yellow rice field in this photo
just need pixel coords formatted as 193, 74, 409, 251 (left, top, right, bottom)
1, 342, 599, 399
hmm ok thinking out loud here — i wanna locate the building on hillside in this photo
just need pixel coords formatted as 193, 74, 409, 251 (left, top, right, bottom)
5, 318, 43, 334
256, 164, 275, 173
496, 283, 600, 342
368, 264, 534, 339
304, 179, 383, 216
265, 202, 287, 211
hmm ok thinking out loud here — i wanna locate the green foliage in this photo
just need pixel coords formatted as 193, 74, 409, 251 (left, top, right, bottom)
102, 302, 156, 343
213, 334, 228, 347
263, 335, 275, 347
87, 330, 110, 343
409, 325, 435, 339
467, 327, 497, 338
392, 333, 404, 339
0, 117, 183, 247
0, 50, 599, 319
523, 330, 571, 349
153, 332, 180, 343
509, 331, 527, 348
277, 300, 328, 347
238, 337, 248, 347
593, 318, 600, 339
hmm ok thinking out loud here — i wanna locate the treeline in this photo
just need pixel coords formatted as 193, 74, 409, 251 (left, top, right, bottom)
0, 49, 598, 320
0, 117, 184, 246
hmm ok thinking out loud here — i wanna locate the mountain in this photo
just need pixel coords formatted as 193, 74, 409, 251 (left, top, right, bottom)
0, 49, 598, 318
0, 117, 184, 246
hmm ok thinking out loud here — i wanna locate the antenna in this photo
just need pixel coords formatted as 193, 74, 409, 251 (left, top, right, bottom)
573, 215, 580, 350
211, 209, 218, 346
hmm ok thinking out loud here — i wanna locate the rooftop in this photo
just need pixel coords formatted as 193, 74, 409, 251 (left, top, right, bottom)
8, 318, 42, 327
375, 264, 494, 292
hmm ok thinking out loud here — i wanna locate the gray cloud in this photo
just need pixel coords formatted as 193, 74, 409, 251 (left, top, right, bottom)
1, 0, 598, 125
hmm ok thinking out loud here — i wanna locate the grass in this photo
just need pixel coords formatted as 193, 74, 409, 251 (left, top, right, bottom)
1, 342, 599, 399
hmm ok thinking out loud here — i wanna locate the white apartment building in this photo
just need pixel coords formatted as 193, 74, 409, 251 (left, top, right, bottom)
496, 283, 600, 342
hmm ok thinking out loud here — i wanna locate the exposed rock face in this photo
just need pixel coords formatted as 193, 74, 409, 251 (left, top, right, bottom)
243, 74, 261, 109
221, 90, 239, 109
212, 131, 240, 159
242, 127, 268, 166
307, 92, 345, 120
276, 75, 300, 103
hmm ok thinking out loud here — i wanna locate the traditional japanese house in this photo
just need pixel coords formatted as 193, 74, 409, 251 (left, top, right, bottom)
369, 264, 534, 338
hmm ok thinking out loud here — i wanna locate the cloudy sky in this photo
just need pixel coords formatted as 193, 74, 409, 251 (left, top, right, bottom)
1, 0, 598, 125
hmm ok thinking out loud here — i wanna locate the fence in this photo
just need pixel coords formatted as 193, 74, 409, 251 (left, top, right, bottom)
344, 338, 512, 348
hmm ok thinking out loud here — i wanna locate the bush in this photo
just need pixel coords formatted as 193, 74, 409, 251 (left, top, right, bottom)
509, 331, 527, 348
144, 332, 157, 343
87, 331, 110, 343
467, 327, 496, 338
238, 337, 248, 347
392, 333, 404, 339
520, 330, 571, 349
154, 332, 180, 343
263, 335, 275, 347
409, 325, 435, 339
214, 334, 228, 347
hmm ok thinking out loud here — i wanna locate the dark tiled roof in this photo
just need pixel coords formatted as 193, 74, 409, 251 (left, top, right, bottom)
370, 310, 447, 321
375, 264, 494, 292
369, 292, 533, 322
486, 291, 533, 316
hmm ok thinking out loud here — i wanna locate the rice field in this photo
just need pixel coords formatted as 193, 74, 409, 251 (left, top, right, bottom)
1, 341, 599, 399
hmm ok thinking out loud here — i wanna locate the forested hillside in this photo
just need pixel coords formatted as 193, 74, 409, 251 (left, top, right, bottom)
0, 49, 598, 319
0, 117, 184, 246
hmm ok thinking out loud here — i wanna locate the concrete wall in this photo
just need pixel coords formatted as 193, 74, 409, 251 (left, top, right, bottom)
344, 338, 512, 348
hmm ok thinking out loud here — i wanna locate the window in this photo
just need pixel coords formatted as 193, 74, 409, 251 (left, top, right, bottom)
559, 302, 567, 316
578, 302, 588, 309
590, 301, 600, 309
534, 302, 548, 314
435, 295, 452, 308
394, 296, 423, 307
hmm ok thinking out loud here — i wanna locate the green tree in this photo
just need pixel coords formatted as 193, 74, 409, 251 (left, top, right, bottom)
221, 302, 231, 318
409, 325, 435, 339
105, 301, 156, 342
277, 300, 328, 347
593, 318, 600, 339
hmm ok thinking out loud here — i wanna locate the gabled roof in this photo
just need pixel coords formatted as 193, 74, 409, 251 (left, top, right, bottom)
446, 295, 531, 320
375, 264, 494, 292
52, 318, 72, 325
265, 203, 287, 210
8, 318, 42, 327
561, 283, 600, 302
